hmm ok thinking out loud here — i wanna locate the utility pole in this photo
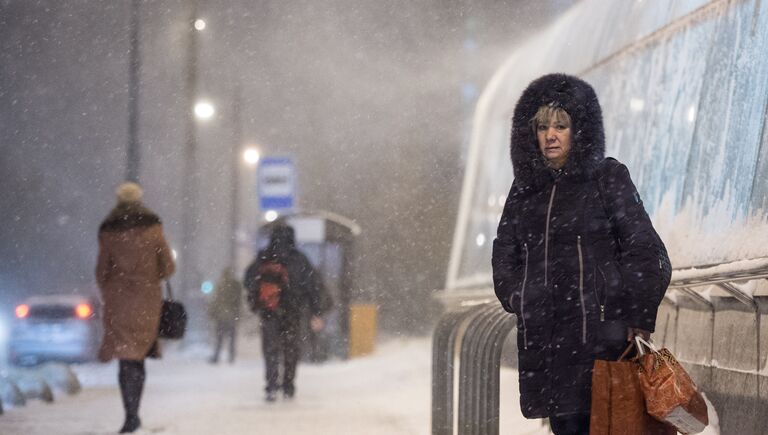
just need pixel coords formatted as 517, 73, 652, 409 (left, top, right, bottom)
230, 84, 242, 270
181, 0, 200, 300
126, 0, 141, 182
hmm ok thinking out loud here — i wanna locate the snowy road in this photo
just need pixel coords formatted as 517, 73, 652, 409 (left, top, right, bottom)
0, 334, 549, 435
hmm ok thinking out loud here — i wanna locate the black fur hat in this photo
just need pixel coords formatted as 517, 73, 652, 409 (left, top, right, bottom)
510, 73, 605, 187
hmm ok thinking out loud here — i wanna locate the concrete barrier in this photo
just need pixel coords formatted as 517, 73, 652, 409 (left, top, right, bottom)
759, 297, 768, 431
670, 296, 715, 389
703, 297, 763, 434
0, 376, 26, 408
0, 363, 85, 419
12, 373, 53, 403
39, 363, 81, 395
652, 300, 678, 351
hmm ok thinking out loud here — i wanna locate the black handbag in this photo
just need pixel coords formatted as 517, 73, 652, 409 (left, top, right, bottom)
159, 281, 187, 339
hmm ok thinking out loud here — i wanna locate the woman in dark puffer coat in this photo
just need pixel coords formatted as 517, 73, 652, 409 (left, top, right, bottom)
492, 74, 670, 435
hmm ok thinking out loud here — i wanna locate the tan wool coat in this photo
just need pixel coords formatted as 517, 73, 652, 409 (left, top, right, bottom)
96, 204, 175, 361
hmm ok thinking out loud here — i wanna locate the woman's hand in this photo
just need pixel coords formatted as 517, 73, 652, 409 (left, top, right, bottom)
627, 327, 651, 342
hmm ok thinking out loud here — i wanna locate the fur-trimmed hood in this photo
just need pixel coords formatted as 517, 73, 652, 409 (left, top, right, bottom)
510, 73, 605, 187
99, 202, 162, 233
262, 224, 297, 261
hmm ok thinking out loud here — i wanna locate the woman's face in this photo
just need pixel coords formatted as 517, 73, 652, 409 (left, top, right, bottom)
536, 115, 572, 169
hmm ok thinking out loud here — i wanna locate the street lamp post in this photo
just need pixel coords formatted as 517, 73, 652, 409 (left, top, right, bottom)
126, 0, 141, 182
230, 88, 242, 270
181, 0, 201, 301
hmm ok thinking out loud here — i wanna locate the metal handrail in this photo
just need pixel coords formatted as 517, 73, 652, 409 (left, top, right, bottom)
668, 270, 768, 290
717, 282, 758, 310
667, 264, 767, 309
677, 286, 714, 308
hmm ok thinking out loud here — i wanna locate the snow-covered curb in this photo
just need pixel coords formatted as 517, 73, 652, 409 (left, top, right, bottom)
0, 362, 82, 414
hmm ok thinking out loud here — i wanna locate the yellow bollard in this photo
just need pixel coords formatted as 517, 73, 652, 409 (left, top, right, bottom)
348, 303, 377, 358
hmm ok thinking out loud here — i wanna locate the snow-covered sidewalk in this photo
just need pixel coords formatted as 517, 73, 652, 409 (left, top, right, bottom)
0, 330, 721, 435
0, 331, 552, 435
0, 335, 436, 434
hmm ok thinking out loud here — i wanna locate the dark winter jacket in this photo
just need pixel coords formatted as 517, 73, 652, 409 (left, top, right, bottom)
243, 225, 329, 319
491, 74, 669, 418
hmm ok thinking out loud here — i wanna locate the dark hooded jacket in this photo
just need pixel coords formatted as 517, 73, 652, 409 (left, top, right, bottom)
243, 225, 328, 318
491, 74, 669, 418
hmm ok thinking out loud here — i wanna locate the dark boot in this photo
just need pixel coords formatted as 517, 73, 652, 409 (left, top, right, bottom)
283, 384, 295, 400
262, 315, 281, 393
119, 415, 141, 433
265, 389, 278, 402
282, 321, 300, 400
227, 321, 237, 363
118, 360, 145, 433
211, 321, 225, 364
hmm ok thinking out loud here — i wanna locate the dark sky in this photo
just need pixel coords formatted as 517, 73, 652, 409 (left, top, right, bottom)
0, 0, 576, 331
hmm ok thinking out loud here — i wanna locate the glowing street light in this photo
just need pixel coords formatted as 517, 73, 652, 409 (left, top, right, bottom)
476, 233, 486, 247
194, 19, 206, 31
264, 210, 279, 222
194, 101, 215, 120
243, 147, 261, 166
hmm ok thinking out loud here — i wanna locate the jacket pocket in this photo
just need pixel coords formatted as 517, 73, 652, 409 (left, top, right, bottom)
518, 243, 530, 350
594, 265, 608, 322
577, 236, 587, 344
597, 262, 624, 319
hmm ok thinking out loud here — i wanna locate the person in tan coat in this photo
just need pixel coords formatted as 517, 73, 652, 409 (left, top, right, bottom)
96, 182, 175, 434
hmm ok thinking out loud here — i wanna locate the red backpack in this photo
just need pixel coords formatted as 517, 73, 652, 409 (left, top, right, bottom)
256, 261, 289, 311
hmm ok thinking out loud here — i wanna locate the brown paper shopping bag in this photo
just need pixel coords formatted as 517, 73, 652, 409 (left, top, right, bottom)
635, 336, 709, 434
590, 343, 676, 435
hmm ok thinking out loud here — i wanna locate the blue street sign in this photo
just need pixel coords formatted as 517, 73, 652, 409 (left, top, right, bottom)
258, 156, 295, 211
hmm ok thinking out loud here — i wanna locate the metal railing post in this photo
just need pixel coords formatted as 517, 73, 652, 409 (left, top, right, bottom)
478, 310, 515, 435
432, 309, 471, 435
458, 304, 497, 434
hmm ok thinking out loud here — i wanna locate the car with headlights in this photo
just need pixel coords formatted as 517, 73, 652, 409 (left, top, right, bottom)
8, 294, 102, 366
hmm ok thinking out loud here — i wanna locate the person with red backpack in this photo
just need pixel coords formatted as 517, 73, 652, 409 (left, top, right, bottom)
243, 223, 329, 402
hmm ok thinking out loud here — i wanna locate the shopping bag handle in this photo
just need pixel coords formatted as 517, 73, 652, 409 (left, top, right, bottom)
617, 342, 636, 361
165, 281, 174, 300
634, 335, 659, 356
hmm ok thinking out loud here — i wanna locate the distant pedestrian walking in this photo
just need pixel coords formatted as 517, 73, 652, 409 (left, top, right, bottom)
96, 182, 175, 433
208, 267, 242, 364
244, 224, 330, 402
492, 74, 670, 434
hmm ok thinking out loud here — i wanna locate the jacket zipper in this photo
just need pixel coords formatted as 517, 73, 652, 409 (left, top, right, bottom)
577, 235, 587, 344
595, 266, 607, 322
544, 184, 557, 287
520, 243, 529, 350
